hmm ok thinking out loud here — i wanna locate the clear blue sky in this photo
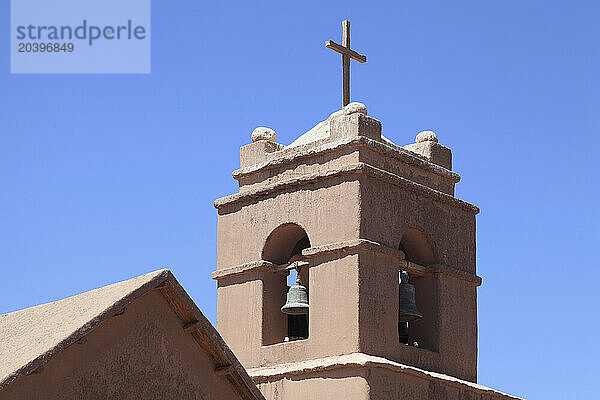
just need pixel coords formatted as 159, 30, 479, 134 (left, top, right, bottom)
1, 1, 598, 398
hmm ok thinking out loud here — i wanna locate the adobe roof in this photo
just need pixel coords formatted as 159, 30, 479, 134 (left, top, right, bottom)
0, 269, 264, 400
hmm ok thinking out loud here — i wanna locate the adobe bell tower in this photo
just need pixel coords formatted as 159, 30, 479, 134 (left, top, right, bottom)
212, 20, 520, 400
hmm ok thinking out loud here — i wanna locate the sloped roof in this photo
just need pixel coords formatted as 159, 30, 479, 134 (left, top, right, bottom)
287, 117, 332, 147
0, 269, 265, 400
287, 102, 396, 148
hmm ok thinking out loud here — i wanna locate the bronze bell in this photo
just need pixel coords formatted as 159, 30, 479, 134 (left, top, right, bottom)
398, 270, 422, 322
281, 269, 309, 315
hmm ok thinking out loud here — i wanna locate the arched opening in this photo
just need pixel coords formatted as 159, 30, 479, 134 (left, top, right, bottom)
262, 223, 311, 344
398, 228, 437, 350
399, 227, 435, 266
262, 223, 311, 264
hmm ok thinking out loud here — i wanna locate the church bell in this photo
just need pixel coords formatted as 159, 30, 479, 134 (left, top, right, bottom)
398, 270, 422, 322
281, 269, 309, 315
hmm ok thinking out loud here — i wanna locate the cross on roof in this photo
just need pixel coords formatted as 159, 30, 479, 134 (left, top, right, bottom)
326, 20, 367, 108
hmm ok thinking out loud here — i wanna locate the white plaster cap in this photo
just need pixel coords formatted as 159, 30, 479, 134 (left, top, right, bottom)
251, 127, 276, 143
343, 102, 367, 116
327, 102, 368, 120
415, 130, 438, 143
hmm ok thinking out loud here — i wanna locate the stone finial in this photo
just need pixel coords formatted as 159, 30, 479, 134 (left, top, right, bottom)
404, 130, 451, 170
327, 102, 367, 120
251, 127, 276, 143
343, 102, 367, 116
415, 130, 438, 143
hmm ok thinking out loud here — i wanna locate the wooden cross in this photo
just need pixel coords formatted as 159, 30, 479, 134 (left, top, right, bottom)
326, 20, 367, 107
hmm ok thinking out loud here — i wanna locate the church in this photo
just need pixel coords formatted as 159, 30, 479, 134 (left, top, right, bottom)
0, 21, 521, 400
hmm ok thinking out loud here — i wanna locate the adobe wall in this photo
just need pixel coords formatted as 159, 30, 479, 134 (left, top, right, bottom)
367, 368, 517, 400
0, 290, 244, 400
216, 176, 361, 268
255, 368, 369, 400
357, 248, 478, 381
357, 174, 478, 381
358, 142, 457, 196
358, 175, 477, 274
217, 253, 362, 369
236, 146, 360, 193
216, 176, 363, 368
249, 359, 520, 400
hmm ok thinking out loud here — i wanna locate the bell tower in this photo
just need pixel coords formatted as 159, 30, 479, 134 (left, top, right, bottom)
212, 20, 520, 400
212, 103, 520, 399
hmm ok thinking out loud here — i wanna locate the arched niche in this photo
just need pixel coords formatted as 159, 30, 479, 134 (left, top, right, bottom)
262, 223, 311, 264
399, 227, 436, 266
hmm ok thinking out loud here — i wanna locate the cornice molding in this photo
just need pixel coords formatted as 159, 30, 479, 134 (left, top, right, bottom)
232, 136, 460, 183
214, 162, 479, 215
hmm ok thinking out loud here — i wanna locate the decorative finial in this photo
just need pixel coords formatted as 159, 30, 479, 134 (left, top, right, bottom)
344, 102, 367, 115
415, 130, 438, 143
251, 127, 276, 143
327, 102, 367, 120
